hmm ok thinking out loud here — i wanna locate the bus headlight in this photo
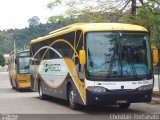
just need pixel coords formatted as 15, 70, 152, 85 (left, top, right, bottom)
87, 86, 107, 93
138, 84, 153, 91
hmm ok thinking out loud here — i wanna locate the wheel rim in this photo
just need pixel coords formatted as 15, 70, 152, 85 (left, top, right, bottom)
69, 90, 75, 106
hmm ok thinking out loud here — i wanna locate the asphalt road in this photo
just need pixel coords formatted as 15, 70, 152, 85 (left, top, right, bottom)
0, 72, 160, 120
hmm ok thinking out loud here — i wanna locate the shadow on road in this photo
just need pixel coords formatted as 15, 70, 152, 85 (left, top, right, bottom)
34, 96, 145, 114
9, 87, 34, 92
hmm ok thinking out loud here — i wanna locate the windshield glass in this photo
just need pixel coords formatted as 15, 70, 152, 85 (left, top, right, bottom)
86, 32, 151, 79
18, 57, 30, 74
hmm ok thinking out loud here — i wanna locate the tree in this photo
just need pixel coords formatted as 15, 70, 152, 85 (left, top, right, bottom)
0, 22, 76, 54
0, 52, 5, 67
28, 16, 41, 27
120, 0, 160, 46
47, 0, 145, 22
47, 0, 160, 46
47, 1, 112, 23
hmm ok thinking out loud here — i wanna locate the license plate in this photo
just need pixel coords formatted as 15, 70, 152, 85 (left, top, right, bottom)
116, 100, 128, 104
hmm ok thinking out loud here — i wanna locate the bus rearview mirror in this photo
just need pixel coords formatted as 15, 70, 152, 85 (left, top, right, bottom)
153, 48, 159, 66
79, 50, 86, 65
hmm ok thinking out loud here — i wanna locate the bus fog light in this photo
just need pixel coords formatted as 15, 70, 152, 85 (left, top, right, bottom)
138, 84, 153, 91
95, 97, 99, 100
87, 86, 106, 92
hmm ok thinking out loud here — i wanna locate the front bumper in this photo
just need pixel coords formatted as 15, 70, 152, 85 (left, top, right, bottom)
86, 89, 152, 105
18, 81, 31, 89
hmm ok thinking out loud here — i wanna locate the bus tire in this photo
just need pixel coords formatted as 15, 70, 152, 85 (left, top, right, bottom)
10, 78, 14, 89
119, 103, 131, 109
68, 85, 79, 110
16, 83, 21, 92
15, 80, 19, 91
38, 80, 47, 100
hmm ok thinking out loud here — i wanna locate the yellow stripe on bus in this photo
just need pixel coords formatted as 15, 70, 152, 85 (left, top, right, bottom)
64, 58, 86, 105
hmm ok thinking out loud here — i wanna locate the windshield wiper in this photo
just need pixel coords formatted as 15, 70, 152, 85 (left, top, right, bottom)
122, 46, 138, 78
130, 63, 137, 78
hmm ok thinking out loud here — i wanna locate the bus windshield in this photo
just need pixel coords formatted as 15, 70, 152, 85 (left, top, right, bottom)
86, 31, 152, 79
18, 57, 30, 74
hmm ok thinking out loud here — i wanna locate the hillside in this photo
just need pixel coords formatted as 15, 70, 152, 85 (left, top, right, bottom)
0, 22, 71, 54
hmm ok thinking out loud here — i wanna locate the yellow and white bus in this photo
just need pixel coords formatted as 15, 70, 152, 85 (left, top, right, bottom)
30, 23, 156, 109
8, 50, 31, 91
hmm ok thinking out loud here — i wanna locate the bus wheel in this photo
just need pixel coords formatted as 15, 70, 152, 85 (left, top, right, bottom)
11, 84, 14, 89
15, 80, 20, 91
39, 81, 47, 100
119, 103, 131, 109
10, 78, 14, 89
68, 86, 78, 110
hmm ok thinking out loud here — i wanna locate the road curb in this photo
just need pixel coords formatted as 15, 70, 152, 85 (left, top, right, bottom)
152, 91, 160, 104
151, 97, 160, 104
153, 91, 160, 96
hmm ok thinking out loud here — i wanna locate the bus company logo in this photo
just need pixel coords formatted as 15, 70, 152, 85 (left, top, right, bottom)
43, 62, 61, 73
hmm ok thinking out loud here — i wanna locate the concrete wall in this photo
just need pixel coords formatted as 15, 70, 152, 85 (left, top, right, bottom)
154, 75, 160, 91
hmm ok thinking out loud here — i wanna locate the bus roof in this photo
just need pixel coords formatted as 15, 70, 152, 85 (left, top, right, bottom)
31, 23, 148, 44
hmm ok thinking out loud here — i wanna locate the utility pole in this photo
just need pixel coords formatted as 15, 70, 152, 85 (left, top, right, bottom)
131, 0, 137, 15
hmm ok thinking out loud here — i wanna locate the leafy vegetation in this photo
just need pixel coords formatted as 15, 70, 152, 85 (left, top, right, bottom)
0, 20, 72, 54
48, 0, 160, 46
0, 0, 160, 54
0, 52, 5, 66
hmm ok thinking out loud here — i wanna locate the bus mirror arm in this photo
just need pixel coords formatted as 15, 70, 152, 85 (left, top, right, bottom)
80, 79, 84, 82
78, 67, 85, 83
76, 62, 85, 83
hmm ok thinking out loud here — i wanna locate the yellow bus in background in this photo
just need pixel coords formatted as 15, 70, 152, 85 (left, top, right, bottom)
30, 23, 157, 109
8, 50, 31, 91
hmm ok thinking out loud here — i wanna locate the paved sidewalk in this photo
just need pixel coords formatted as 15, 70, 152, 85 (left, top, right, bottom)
152, 91, 160, 104
152, 97, 160, 104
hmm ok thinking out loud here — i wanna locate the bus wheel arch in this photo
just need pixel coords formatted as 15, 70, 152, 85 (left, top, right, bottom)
66, 82, 71, 98
67, 82, 79, 110
38, 79, 47, 100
